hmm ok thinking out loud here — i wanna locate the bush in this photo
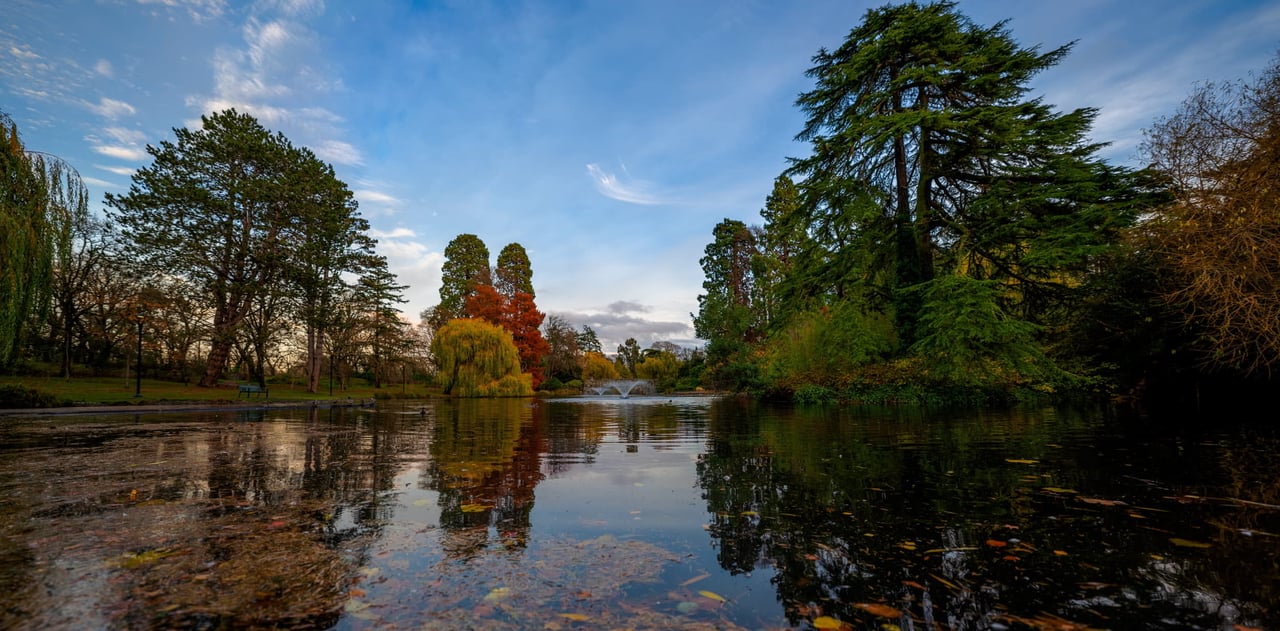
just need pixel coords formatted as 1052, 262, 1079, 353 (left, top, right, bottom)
0, 384, 68, 409
793, 384, 837, 405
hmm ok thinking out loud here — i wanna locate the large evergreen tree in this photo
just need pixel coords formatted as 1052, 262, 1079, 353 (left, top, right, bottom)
436, 233, 492, 326
106, 110, 345, 387
788, 1, 1142, 346
495, 242, 534, 298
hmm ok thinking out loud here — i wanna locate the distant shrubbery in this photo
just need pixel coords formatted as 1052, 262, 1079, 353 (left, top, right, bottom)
0, 384, 68, 409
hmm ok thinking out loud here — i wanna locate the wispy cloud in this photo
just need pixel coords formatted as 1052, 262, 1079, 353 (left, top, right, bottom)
92, 145, 148, 161
357, 190, 401, 207
81, 176, 119, 188
586, 163, 667, 205
88, 97, 137, 119
188, 4, 355, 166
94, 59, 113, 77
9, 45, 39, 60
95, 164, 136, 176
369, 227, 416, 239
135, 0, 227, 22
313, 139, 362, 166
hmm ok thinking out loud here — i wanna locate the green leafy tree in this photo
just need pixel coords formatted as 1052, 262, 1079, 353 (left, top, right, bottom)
789, 1, 1142, 345
575, 325, 602, 354
356, 263, 409, 388
431, 318, 532, 397
542, 314, 581, 382
283, 149, 377, 392
495, 242, 534, 298
616, 337, 642, 377
106, 110, 306, 386
1, 113, 83, 367
435, 234, 492, 326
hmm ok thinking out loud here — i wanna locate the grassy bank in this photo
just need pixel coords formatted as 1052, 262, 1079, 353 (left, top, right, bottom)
0, 375, 440, 408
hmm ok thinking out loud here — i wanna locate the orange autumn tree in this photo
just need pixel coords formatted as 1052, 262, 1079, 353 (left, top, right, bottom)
465, 285, 550, 388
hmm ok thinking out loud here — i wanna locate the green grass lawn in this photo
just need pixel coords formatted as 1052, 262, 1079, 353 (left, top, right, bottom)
0, 374, 440, 407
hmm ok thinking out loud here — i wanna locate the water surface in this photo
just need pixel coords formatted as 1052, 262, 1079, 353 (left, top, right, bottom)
0, 398, 1276, 629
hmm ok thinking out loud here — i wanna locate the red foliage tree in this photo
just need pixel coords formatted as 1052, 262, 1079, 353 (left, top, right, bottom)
464, 285, 550, 387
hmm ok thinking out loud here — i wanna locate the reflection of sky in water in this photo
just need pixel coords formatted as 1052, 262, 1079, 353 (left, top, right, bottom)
0, 401, 1276, 629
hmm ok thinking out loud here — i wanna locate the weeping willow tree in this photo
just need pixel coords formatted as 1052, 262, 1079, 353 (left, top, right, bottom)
431, 318, 533, 397
0, 113, 89, 368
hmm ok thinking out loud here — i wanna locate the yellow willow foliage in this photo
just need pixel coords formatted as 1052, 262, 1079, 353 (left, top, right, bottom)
432, 318, 533, 397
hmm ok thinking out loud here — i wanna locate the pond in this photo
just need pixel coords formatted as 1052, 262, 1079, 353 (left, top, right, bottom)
0, 397, 1276, 629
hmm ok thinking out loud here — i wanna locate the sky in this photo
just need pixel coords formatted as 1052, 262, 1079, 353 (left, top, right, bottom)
3, 0, 1278, 352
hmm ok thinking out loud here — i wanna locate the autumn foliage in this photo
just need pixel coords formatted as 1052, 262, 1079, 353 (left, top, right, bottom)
431, 318, 532, 397
465, 285, 550, 387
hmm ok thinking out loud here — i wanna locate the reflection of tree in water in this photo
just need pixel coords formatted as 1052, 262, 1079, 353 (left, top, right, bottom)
422, 398, 546, 558
0, 406, 436, 628
696, 399, 1278, 630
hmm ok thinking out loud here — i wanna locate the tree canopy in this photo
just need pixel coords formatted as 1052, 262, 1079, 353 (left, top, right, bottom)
431, 318, 532, 397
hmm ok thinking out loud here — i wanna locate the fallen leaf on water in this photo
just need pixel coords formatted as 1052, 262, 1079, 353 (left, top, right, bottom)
929, 573, 960, 590
813, 616, 847, 629
1006, 459, 1038, 464
680, 572, 710, 587
1053, 550, 1069, 556
740, 511, 758, 516
1169, 538, 1211, 548
461, 503, 487, 513
412, 499, 431, 506
698, 590, 727, 603
483, 587, 511, 602
854, 602, 901, 618
1042, 487, 1078, 494
557, 613, 590, 621
902, 580, 925, 590
1079, 497, 1126, 506
985, 539, 1008, 548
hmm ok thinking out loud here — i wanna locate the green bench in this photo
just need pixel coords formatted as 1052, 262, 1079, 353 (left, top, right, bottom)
237, 383, 269, 399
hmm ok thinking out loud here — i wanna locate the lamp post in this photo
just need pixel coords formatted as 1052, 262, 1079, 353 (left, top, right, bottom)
134, 307, 144, 398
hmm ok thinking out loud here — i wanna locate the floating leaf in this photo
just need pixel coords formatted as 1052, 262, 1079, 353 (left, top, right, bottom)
854, 602, 901, 618
1006, 459, 1038, 464
461, 503, 487, 513
813, 616, 846, 629
740, 511, 758, 516
1042, 487, 1078, 494
680, 572, 710, 587
1169, 538, 1211, 548
412, 499, 431, 507
698, 590, 727, 603
1053, 550, 1069, 556
985, 539, 1008, 548
558, 613, 590, 621
1079, 497, 1125, 506
483, 587, 511, 602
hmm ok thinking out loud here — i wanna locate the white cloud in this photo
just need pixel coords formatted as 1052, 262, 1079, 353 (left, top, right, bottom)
95, 164, 136, 176
586, 163, 666, 205
369, 227, 416, 239
92, 145, 148, 161
135, 0, 226, 22
356, 190, 400, 206
81, 176, 119, 188
88, 97, 137, 119
312, 139, 362, 166
100, 127, 148, 144
94, 59, 113, 77
9, 45, 40, 60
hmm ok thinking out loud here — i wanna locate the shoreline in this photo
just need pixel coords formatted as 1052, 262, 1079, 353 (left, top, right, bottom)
0, 398, 377, 418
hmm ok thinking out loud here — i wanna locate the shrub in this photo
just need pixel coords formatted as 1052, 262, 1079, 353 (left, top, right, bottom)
0, 384, 68, 409
793, 384, 837, 405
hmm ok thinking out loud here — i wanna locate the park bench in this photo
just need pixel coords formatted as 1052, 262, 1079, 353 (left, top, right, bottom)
237, 383, 269, 399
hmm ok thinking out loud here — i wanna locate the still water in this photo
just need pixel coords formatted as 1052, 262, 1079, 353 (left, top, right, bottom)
0, 397, 1276, 629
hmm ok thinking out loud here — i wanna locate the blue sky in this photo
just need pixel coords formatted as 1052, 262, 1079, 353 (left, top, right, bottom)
3, 0, 1277, 351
